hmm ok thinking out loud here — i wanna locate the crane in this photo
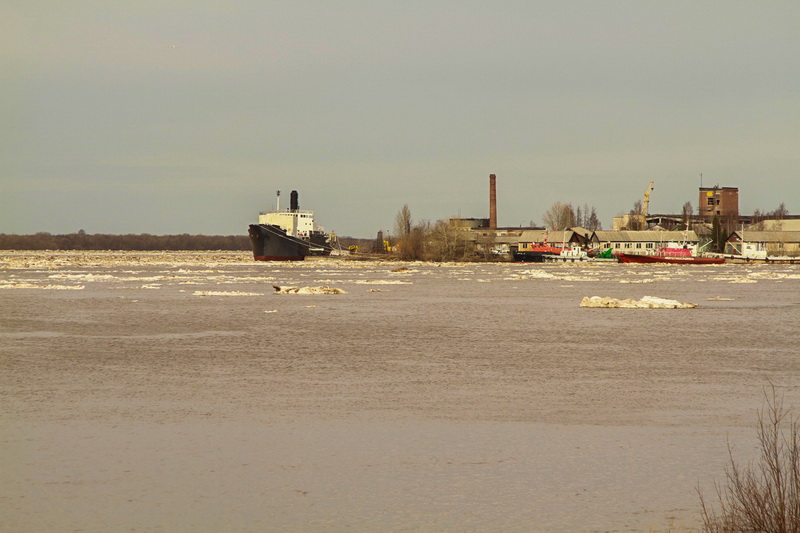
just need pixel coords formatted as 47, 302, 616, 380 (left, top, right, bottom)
641, 180, 654, 217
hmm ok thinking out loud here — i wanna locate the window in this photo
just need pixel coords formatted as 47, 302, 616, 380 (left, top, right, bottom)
707, 198, 715, 206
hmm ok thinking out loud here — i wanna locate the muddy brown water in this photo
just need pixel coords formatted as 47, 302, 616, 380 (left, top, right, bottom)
2, 252, 799, 532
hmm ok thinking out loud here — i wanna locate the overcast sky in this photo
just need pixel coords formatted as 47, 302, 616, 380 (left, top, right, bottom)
3, 1, 798, 237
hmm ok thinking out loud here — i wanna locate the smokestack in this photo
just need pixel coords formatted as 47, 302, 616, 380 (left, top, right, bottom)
489, 174, 497, 229
290, 190, 299, 211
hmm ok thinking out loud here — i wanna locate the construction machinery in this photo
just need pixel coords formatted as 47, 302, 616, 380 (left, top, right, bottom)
641, 180, 654, 217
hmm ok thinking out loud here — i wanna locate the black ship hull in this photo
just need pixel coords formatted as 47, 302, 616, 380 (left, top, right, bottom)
248, 224, 310, 261
513, 251, 550, 262
248, 224, 332, 261
306, 231, 332, 256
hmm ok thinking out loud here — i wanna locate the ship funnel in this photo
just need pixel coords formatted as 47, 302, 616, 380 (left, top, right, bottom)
290, 190, 299, 212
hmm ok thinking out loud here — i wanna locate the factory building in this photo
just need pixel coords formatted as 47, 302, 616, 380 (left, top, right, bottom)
699, 186, 739, 220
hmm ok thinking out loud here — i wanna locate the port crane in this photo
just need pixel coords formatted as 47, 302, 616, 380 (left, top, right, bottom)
641, 180, 654, 217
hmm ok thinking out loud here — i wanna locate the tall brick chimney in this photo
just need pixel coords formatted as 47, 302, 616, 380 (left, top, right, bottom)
489, 174, 497, 229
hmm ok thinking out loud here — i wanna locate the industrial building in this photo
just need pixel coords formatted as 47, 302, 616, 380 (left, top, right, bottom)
698, 186, 739, 220
444, 175, 797, 260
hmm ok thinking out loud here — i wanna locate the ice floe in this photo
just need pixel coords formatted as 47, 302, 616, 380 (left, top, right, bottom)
193, 291, 263, 296
272, 285, 346, 294
0, 282, 85, 290
354, 280, 411, 285
580, 296, 698, 309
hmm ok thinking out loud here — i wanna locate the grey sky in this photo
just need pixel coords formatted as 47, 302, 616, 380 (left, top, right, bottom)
3, 1, 798, 237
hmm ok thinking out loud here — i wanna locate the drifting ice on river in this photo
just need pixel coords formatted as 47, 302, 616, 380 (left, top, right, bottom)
580, 296, 698, 309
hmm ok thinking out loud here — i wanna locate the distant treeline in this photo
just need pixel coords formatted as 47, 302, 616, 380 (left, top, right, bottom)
0, 232, 251, 251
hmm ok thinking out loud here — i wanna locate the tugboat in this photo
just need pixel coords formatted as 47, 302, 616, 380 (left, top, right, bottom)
512, 243, 563, 262
248, 190, 334, 261
542, 246, 619, 263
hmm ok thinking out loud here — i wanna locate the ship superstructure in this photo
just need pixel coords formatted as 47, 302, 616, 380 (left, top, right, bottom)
248, 190, 333, 261
259, 190, 325, 242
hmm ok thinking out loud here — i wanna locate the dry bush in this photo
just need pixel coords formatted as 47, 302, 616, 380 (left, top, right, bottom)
699, 386, 800, 532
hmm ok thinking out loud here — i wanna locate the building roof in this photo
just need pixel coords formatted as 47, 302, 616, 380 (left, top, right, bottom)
591, 230, 699, 242
756, 220, 800, 231
731, 231, 800, 243
518, 228, 587, 243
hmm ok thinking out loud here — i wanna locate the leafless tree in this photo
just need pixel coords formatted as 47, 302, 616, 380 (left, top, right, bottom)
682, 201, 694, 227
623, 200, 646, 231
751, 209, 766, 230
750, 203, 788, 231
542, 202, 576, 231
395, 220, 431, 260
394, 204, 412, 238
428, 219, 471, 261
771, 202, 789, 219
586, 207, 602, 231
699, 385, 800, 532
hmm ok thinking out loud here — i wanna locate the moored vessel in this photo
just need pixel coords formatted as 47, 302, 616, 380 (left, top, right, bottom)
513, 244, 563, 262
721, 239, 800, 264
618, 246, 725, 264
722, 254, 800, 265
541, 246, 619, 263
248, 190, 335, 261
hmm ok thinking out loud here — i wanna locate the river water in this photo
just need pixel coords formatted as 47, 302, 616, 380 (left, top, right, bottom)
2, 251, 799, 532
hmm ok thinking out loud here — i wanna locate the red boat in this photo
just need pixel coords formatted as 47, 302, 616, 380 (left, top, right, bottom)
618, 246, 725, 265
513, 244, 564, 262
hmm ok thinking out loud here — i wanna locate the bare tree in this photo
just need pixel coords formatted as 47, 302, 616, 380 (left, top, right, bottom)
586, 207, 602, 231
751, 204, 788, 231
768, 203, 789, 229
396, 220, 431, 260
751, 209, 766, 230
770, 202, 789, 219
542, 202, 576, 231
623, 200, 646, 230
566, 204, 601, 231
428, 219, 471, 261
682, 201, 694, 227
394, 204, 412, 238
699, 385, 800, 532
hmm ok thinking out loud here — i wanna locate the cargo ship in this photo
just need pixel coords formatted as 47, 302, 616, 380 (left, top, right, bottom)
248, 190, 334, 261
